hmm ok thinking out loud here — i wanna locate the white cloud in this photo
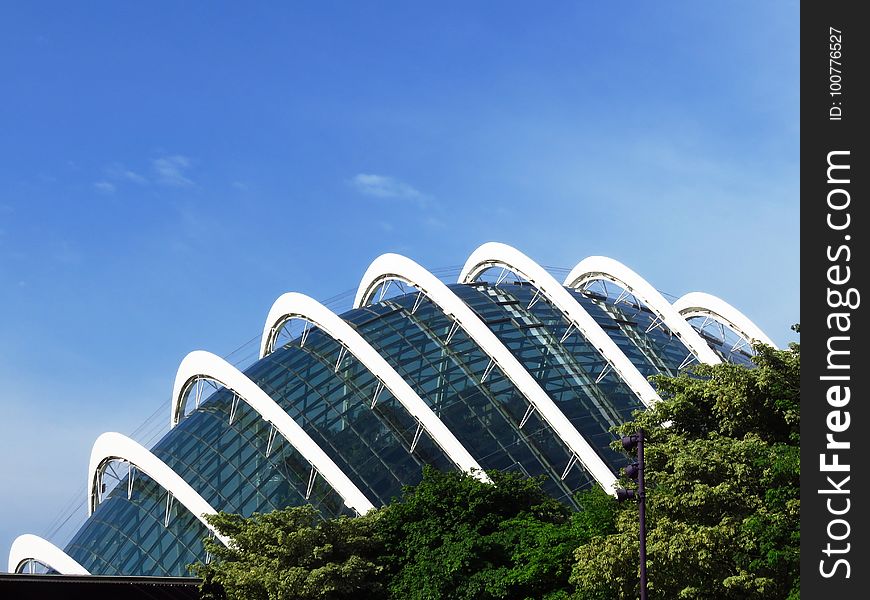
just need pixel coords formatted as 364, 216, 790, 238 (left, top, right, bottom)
95, 163, 148, 191
117, 168, 147, 185
153, 155, 194, 187
351, 173, 427, 205
105, 163, 148, 185
94, 155, 195, 191
94, 181, 116, 194
125, 171, 147, 184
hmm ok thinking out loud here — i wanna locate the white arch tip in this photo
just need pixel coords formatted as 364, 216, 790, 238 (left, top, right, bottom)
673, 291, 778, 349
170, 350, 376, 515
460, 242, 661, 410
564, 255, 723, 366
260, 292, 489, 482
8, 534, 90, 575
87, 431, 231, 546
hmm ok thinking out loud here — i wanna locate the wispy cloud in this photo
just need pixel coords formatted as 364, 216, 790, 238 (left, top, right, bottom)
153, 155, 194, 187
93, 160, 171, 193
350, 173, 429, 207
106, 163, 148, 185
93, 156, 194, 193
93, 181, 116, 194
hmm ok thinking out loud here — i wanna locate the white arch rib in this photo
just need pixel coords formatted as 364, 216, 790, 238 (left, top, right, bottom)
673, 291, 778, 349
87, 432, 230, 546
8, 534, 90, 575
354, 253, 618, 492
170, 351, 376, 514
459, 242, 661, 409
259, 292, 489, 483
564, 256, 722, 365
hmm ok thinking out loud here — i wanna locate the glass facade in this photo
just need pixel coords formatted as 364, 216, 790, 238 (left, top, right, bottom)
56, 280, 756, 577
66, 472, 210, 576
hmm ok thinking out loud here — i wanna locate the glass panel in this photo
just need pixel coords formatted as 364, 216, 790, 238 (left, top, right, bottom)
245, 328, 456, 506
566, 284, 696, 374
685, 315, 756, 366
65, 472, 208, 576
350, 291, 597, 506
450, 283, 639, 471
153, 390, 348, 519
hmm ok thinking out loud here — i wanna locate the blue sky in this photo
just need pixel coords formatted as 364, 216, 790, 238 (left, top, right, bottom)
0, 2, 798, 563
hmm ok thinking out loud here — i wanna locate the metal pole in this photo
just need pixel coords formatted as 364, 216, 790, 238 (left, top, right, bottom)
638, 428, 648, 600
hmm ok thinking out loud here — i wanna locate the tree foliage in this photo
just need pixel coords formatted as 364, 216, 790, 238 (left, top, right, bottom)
193, 505, 384, 600
193, 471, 615, 600
378, 468, 615, 600
570, 344, 800, 599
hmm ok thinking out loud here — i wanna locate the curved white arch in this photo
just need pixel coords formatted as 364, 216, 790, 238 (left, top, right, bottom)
354, 253, 618, 492
88, 432, 230, 546
260, 292, 490, 482
673, 291, 778, 349
564, 256, 722, 365
170, 351, 375, 514
8, 534, 90, 575
459, 242, 661, 409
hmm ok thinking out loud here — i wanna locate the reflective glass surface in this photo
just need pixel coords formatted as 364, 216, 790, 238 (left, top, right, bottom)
245, 327, 456, 506
685, 316, 756, 366
153, 392, 350, 519
351, 289, 595, 505
568, 285, 696, 375
451, 283, 638, 470
65, 472, 209, 576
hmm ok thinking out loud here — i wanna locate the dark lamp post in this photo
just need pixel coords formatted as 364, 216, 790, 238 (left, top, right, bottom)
616, 429, 648, 600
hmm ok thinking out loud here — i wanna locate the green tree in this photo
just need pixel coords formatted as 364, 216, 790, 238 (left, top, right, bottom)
570, 344, 800, 599
193, 471, 617, 600
193, 505, 385, 600
377, 468, 616, 600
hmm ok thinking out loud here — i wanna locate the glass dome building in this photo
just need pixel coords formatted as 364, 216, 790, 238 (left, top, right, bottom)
7, 243, 775, 577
